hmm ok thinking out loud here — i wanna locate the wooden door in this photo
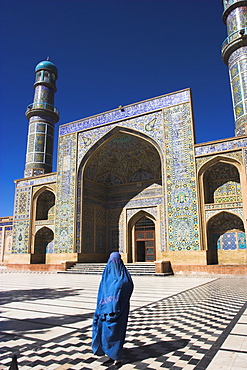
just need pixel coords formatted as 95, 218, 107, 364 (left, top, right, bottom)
135, 217, 155, 262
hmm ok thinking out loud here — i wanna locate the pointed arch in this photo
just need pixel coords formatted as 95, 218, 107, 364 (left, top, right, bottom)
33, 186, 56, 221
198, 154, 242, 176
197, 155, 245, 252
77, 126, 163, 175
206, 211, 246, 264
32, 226, 54, 264
128, 210, 156, 263
76, 128, 162, 259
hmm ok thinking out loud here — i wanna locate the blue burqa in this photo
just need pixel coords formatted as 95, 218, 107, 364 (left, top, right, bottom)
92, 252, 134, 361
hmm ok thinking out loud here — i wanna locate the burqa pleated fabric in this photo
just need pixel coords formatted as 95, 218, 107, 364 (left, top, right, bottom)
92, 252, 134, 361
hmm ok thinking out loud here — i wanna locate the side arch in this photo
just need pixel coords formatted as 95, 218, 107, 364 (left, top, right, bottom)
32, 226, 54, 264
128, 210, 156, 263
206, 211, 246, 264
197, 155, 246, 252
197, 155, 242, 176
30, 186, 56, 255
32, 186, 56, 221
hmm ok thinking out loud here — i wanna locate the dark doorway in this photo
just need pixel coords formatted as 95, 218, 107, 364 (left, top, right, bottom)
135, 217, 155, 262
32, 227, 54, 264
207, 212, 245, 265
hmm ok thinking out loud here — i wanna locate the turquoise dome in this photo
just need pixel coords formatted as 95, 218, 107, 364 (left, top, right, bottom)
35, 60, 58, 75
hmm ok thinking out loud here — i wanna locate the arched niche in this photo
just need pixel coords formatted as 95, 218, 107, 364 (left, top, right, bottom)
32, 227, 54, 264
203, 162, 241, 204
128, 210, 156, 263
197, 156, 245, 252
207, 211, 246, 264
35, 189, 55, 221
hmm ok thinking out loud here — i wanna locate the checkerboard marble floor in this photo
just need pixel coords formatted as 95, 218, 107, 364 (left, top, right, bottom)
0, 271, 246, 369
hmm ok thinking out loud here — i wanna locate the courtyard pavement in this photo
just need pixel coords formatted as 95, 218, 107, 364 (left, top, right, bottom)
0, 270, 246, 370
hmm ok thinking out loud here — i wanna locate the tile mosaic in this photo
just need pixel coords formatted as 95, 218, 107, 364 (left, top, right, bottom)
163, 102, 199, 251
59, 91, 190, 136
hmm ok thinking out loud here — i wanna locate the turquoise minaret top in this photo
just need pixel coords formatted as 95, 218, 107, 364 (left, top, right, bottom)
222, 0, 247, 136
24, 59, 59, 178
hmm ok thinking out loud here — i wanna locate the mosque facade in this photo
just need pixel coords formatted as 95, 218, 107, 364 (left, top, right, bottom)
1, 0, 247, 269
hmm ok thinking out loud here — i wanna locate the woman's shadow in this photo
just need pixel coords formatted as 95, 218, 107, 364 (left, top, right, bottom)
102, 338, 190, 368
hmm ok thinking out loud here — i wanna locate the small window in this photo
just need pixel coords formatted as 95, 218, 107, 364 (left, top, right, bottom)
36, 72, 42, 82
44, 71, 50, 81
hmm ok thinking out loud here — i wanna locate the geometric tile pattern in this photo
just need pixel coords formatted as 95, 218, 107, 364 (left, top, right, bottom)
11, 220, 30, 254
220, 231, 246, 250
1, 277, 246, 370
12, 187, 32, 254
228, 46, 247, 135
163, 102, 200, 251
14, 187, 32, 220
55, 133, 77, 253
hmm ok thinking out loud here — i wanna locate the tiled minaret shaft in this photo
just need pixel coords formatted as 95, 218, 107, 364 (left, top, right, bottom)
24, 59, 59, 178
222, 0, 247, 136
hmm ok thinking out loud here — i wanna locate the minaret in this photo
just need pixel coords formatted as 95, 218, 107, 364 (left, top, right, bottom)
222, 0, 247, 136
24, 59, 59, 178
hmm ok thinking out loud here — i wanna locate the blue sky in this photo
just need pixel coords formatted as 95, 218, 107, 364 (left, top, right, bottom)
0, 0, 234, 217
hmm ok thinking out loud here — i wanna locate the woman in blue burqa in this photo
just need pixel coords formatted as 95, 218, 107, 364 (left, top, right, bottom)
92, 252, 134, 363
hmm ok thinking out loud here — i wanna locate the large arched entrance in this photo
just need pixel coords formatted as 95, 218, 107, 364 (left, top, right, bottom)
135, 216, 155, 262
207, 212, 245, 264
77, 130, 162, 260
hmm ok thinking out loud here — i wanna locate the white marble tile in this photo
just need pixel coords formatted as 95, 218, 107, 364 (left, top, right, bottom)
207, 350, 247, 370
231, 351, 247, 369
206, 350, 234, 369
231, 323, 247, 335
222, 334, 247, 351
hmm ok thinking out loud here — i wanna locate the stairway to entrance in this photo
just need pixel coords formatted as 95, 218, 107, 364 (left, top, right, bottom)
59, 262, 172, 276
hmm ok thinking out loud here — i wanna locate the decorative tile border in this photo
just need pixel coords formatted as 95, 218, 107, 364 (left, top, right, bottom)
164, 102, 200, 251
14, 187, 32, 220
206, 207, 244, 221
12, 220, 29, 254
16, 175, 56, 188
195, 137, 247, 156
59, 90, 190, 136
54, 134, 77, 253
195, 150, 243, 170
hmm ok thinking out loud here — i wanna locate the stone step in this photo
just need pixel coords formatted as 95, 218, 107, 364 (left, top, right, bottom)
59, 262, 172, 276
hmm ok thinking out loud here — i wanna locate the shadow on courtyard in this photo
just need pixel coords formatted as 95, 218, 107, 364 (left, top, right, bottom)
0, 287, 94, 337
0, 287, 82, 306
0, 312, 93, 336
97, 339, 190, 368
122, 339, 190, 364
